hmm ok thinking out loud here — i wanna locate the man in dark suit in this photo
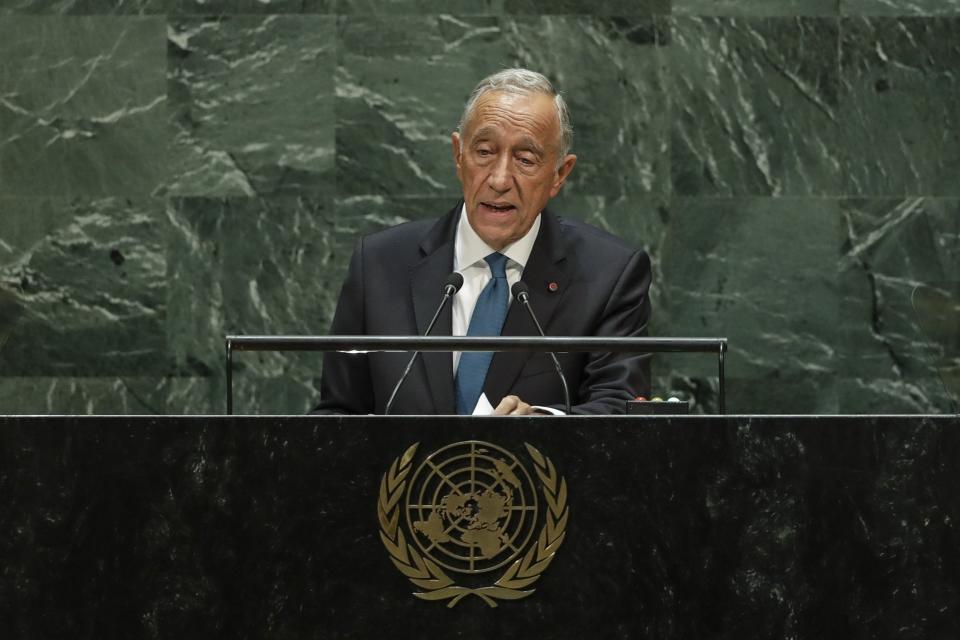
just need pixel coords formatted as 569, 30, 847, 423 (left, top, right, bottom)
317, 69, 651, 415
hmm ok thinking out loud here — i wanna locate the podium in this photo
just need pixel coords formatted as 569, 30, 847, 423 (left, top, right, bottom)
2, 414, 959, 638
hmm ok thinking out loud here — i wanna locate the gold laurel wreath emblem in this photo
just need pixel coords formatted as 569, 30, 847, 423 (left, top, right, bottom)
377, 442, 569, 608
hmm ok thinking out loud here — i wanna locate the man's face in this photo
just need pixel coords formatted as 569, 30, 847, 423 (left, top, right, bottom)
452, 91, 576, 250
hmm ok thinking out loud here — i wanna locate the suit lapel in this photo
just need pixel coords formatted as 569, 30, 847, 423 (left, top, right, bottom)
484, 210, 570, 406
410, 204, 460, 414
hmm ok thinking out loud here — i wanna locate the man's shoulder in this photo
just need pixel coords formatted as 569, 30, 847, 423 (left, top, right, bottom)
359, 203, 459, 256
554, 215, 641, 258
362, 217, 437, 249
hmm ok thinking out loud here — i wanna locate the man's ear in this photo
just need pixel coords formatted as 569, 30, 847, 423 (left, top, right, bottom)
550, 154, 577, 197
451, 132, 463, 173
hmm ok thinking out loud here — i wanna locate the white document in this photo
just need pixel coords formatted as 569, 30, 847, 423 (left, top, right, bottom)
471, 393, 495, 416
470, 394, 565, 416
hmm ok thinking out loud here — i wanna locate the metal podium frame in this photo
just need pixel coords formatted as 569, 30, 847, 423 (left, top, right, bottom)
224, 335, 728, 415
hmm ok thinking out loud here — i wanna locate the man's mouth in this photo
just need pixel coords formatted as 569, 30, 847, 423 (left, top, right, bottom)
480, 202, 517, 213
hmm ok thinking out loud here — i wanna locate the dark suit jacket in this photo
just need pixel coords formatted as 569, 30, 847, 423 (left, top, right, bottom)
315, 202, 651, 415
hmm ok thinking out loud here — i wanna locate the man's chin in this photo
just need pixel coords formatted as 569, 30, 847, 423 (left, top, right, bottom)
469, 221, 509, 249
465, 204, 534, 249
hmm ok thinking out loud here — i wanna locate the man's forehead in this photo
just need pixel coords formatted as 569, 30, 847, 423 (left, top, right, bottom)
465, 91, 559, 140
471, 125, 545, 151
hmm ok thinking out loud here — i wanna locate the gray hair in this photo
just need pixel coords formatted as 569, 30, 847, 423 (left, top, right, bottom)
457, 68, 573, 162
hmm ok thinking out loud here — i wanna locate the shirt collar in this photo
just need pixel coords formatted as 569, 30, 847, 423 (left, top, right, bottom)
454, 203, 541, 271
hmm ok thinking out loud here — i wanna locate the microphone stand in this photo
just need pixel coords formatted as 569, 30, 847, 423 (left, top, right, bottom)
512, 282, 572, 415
384, 274, 463, 415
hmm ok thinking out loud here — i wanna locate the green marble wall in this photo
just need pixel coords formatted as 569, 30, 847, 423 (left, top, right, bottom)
1, 1, 957, 415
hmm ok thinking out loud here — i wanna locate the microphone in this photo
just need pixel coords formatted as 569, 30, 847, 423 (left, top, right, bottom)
511, 281, 572, 415
384, 272, 464, 415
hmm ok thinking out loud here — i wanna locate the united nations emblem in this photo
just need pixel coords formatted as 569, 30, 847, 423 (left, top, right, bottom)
377, 441, 569, 607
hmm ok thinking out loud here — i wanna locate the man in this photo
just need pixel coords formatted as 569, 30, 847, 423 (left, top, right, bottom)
316, 68, 651, 415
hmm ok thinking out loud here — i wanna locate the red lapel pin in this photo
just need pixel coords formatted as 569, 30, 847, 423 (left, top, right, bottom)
548, 281, 559, 292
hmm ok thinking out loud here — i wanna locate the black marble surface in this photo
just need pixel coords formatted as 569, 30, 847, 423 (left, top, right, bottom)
1, 414, 958, 638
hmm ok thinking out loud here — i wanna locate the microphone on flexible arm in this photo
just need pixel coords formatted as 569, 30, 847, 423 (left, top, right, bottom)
511, 281, 572, 415
384, 272, 464, 415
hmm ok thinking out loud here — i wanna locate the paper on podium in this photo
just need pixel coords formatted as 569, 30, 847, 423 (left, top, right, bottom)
472, 393, 494, 416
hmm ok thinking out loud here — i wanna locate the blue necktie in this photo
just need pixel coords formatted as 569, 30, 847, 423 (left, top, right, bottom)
455, 252, 509, 414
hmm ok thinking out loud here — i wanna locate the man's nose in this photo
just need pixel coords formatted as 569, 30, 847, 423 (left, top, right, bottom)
487, 154, 513, 192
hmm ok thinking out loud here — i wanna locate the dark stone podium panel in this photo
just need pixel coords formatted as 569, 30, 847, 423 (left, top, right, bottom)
1, 415, 959, 639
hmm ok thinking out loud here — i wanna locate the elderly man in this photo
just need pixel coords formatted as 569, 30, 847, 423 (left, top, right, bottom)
316, 68, 651, 415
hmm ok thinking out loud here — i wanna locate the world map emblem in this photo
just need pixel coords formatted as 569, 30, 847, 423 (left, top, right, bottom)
378, 441, 569, 607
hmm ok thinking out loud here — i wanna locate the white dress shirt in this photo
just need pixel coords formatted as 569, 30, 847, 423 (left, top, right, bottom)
452, 204, 540, 371
450, 206, 563, 415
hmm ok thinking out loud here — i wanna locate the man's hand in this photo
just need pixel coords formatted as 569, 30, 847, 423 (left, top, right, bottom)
493, 395, 539, 415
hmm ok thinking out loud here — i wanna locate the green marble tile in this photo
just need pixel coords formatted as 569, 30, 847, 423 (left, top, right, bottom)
168, 0, 335, 13
0, 0, 164, 14
0, 17, 167, 196
165, 194, 368, 415
837, 198, 959, 413
670, 17, 841, 196
335, 15, 490, 198
162, 375, 216, 414
225, 371, 321, 415
842, 0, 960, 15
0, 196, 170, 376
0, 377, 168, 414
675, 0, 839, 15
548, 17, 669, 198
839, 18, 960, 196
337, 15, 668, 199
0, 288, 20, 358
0, 0, 331, 13
504, 0, 669, 12
660, 198, 841, 413
166, 16, 335, 197
166, 194, 337, 356
336, 0, 499, 12
729, 372, 839, 413
335, 0, 669, 14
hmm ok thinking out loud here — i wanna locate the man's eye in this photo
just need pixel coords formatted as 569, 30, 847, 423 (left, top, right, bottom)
476, 149, 492, 156
518, 157, 535, 166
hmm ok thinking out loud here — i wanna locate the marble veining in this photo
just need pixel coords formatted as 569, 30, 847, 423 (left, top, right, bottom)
839, 17, 960, 196
166, 16, 335, 197
842, 0, 960, 15
838, 197, 960, 413
661, 197, 842, 413
671, 17, 841, 196
0, 196, 169, 376
0, 0, 165, 14
336, 15, 668, 199
0, 16, 167, 196
1, 10, 959, 414
674, 0, 840, 16
333, 0, 670, 14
